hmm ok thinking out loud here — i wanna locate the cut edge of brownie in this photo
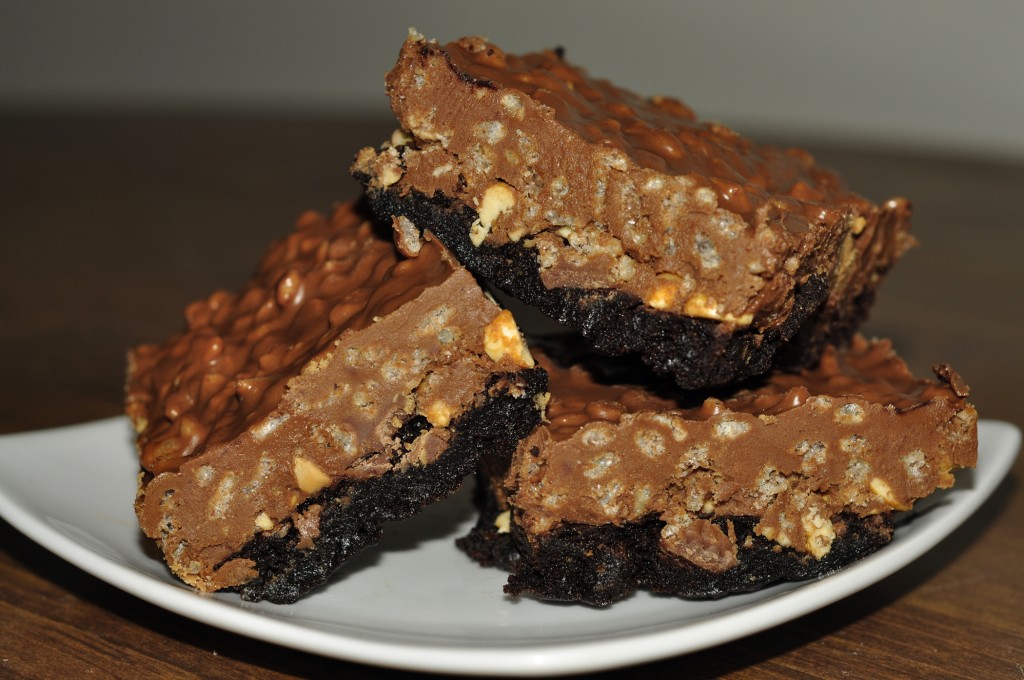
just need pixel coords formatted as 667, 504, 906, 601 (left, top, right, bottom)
457, 486, 894, 607
227, 367, 546, 603
357, 181, 870, 389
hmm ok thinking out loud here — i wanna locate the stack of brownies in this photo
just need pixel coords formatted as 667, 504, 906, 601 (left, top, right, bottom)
127, 31, 977, 605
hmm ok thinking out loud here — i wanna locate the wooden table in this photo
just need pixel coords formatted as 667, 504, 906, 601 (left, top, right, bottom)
1, 113, 1021, 679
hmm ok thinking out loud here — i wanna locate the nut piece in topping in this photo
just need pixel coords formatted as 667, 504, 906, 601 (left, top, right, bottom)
469, 182, 517, 247
801, 511, 836, 558
483, 310, 535, 367
254, 512, 274, 532
869, 477, 909, 510
684, 293, 754, 326
293, 456, 331, 494
354, 145, 404, 189
644, 273, 690, 311
423, 400, 455, 428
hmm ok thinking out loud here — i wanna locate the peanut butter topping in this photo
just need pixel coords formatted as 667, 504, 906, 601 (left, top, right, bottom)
441, 36, 852, 212
127, 201, 538, 592
542, 336, 968, 442
127, 204, 453, 474
355, 33, 913, 331
509, 338, 977, 564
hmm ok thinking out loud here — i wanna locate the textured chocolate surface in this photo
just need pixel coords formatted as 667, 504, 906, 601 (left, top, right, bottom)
127, 201, 545, 598
460, 338, 977, 605
360, 182, 843, 388
234, 369, 546, 603
353, 33, 914, 388
129, 203, 455, 475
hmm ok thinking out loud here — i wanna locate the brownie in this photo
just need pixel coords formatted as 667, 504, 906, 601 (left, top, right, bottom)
458, 337, 977, 606
353, 32, 914, 389
126, 201, 546, 603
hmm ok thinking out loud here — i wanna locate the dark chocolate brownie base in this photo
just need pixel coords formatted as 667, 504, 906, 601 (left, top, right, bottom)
227, 368, 546, 603
457, 492, 894, 607
359, 182, 867, 389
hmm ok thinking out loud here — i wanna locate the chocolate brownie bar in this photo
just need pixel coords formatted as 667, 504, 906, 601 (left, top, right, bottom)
459, 337, 977, 605
127, 201, 546, 603
353, 32, 914, 388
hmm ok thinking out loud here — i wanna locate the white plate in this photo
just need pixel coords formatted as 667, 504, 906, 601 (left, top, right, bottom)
0, 418, 1018, 676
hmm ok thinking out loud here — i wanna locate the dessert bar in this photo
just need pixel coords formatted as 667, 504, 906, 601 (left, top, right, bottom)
459, 337, 977, 605
354, 33, 913, 388
127, 202, 545, 602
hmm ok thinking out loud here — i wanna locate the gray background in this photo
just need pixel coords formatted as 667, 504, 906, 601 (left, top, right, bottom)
2, 0, 1022, 159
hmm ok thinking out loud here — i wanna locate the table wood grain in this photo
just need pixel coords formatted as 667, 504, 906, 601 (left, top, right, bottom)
1, 113, 1021, 679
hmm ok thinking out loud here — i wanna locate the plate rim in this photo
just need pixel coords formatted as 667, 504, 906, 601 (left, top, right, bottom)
0, 417, 1018, 676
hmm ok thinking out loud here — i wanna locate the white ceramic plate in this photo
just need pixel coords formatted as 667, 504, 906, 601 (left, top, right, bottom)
0, 418, 1017, 676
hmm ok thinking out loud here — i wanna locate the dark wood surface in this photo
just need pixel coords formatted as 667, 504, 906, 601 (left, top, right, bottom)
1, 113, 1021, 679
